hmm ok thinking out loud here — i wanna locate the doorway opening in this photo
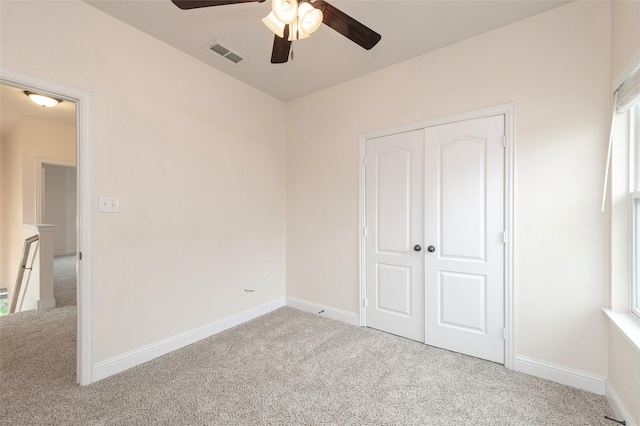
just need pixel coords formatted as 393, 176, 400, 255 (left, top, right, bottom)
40, 162, 78, 309
0, 67, 94, 385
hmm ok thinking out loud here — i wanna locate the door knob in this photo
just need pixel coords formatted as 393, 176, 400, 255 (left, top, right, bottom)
427, 245, 436, 253
413, 245, 422, 252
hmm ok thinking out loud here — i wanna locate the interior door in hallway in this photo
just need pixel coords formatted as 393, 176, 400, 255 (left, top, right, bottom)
365, 130, 425, 342
424, 115, 505, 363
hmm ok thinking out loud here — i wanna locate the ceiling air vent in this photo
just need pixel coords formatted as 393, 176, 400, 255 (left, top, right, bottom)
206, 41, 247, 65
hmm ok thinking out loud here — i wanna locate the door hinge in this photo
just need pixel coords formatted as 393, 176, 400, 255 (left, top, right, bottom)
503, 135, 506, 148
502, 327, 507, 340
502, 231, 507, 244
363, 298, 368, 308
78, 251, 83, 260
363, 156, 368, 166
363, 227, 368, 237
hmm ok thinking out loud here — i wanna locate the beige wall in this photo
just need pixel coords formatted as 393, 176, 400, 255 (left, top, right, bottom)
0, 117, 76, 301
65, 166, 76, 254
44, 165, 66, 255
2, 0, 634, 407
287, 1, 611, 376
0, 125, 23, 300
1, 0, 286, 361
20, 117, 76, 224
43, 164, 77, 256
611, 0, 640, 85
609, 324, 640, 424
0, 134, 3, 286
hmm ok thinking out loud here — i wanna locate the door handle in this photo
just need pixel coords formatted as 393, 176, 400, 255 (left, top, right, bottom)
427, 245, 436, 253
413, 245, 422, 252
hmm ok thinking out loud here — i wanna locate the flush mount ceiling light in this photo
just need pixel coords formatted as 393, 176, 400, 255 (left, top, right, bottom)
171, 0, 381, 64
24, 91, 63, 108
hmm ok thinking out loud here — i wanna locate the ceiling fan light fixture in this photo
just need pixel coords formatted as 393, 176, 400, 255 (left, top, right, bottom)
262, 12, 286, 38
272, 0, 298, 24
23, 91, 62, 108
171, 0, 381, 64
263, 11, 311, 41
298, 2, 323, 35
287, 18, 310, 40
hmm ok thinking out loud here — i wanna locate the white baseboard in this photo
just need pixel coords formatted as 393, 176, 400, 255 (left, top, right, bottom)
514, 355, 606, 395
286, 297, 360, 326
606, 380, 638, 426
37, 298, 56, 311
93, 297, 286, 382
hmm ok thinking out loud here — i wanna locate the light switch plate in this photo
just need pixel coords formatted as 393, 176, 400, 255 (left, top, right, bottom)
99, 196, 119, 213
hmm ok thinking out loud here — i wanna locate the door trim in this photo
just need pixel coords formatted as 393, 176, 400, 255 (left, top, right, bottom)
359, 104, 515, 369
1, 66, 95, 384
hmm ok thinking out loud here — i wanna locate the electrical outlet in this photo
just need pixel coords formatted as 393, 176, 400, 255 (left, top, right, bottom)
264, 278, 270, 288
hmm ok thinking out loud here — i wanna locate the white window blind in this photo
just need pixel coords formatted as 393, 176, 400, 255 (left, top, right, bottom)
616, 64, 640, 113
602, 63, 640, 212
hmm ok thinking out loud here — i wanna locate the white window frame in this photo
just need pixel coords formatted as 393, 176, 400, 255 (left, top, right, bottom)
630, 104, 640, 319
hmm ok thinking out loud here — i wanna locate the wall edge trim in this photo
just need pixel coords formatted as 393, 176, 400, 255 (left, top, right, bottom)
286, 297, 360, 326
93, 297, 286, 382
514, 355, 606, 395
606, 379, 638, 426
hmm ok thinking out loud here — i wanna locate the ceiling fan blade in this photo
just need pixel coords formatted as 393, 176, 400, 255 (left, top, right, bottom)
271, 25, 292, 64
312, 0, 381, 50
171, 0, 264, 10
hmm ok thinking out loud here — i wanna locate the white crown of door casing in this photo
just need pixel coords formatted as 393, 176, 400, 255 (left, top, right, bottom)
0, 66, 94, 385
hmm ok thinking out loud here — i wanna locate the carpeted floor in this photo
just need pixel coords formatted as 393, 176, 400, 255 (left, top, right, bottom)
53, 254, 76, 308
0, 305, 615, 425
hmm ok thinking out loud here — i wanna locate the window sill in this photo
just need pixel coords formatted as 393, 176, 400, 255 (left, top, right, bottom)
603, 308, 640, 354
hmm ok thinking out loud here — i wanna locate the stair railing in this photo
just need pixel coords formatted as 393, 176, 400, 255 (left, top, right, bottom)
9, 235, 40, 314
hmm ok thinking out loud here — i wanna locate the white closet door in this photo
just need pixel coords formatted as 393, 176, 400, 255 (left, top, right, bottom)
365, 130, 425, 342
424, 115, 505, 363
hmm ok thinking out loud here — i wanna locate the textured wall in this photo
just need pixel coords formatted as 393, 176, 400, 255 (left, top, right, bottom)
286, 1, 611, 377
0, 117, 75, 301
1, 0, 287, 362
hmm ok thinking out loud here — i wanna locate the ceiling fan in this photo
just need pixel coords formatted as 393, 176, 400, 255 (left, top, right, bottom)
171, 0, 382, 64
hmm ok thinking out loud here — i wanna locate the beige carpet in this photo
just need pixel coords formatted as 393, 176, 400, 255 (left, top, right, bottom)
53, 254, 76, 308
0, 306, 614, 425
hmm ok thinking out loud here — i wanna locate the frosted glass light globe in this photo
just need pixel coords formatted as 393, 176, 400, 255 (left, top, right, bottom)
298, 2, 323, 35
272, 0, 298, 24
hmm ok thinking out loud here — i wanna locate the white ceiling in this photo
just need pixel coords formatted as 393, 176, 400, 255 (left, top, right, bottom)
0, 84, 76, 140
85, 0, 570, 101
1, 0, 569, 138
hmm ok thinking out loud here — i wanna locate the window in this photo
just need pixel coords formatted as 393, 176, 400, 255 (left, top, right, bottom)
631, 105, 640, 318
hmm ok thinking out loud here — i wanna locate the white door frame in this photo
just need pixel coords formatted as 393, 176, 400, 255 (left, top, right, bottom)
359, 104, 515, 369
1, 66, 94, 385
